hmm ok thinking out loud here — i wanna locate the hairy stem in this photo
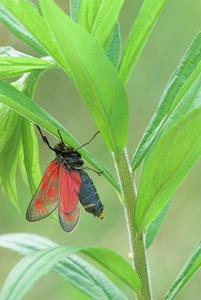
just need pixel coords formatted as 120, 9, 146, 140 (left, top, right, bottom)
113, 148, 152, 300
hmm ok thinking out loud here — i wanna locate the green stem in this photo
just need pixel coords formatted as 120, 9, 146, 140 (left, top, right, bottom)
113, 148, 152, 300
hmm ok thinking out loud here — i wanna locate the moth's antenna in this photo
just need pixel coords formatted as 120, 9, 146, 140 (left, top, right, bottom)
57, 130, 65, 147
35, 125, 55, 151
75, 131, 100, 151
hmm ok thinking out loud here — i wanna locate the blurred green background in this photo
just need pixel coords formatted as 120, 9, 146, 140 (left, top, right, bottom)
0, 1, 201, 299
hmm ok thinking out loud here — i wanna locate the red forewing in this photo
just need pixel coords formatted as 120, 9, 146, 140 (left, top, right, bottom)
58, 167, 81, 232
26, 160, 60, 221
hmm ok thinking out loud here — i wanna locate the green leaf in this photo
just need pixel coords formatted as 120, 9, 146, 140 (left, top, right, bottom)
14, 72, 42, 195
134, 75, 201, 232
0, 246, 82, 300
70, 0, 81, 22
145, 198, 171, 249
77, 0, 123, 47
0, 104, 22, 211
21, 119, 41, 195
118, 0, 168, 84
132, 32, 201, 170
90, 0, 123, 48
39, 0, 128, 153
0, 80, 119, 191
77, 0, 101, 32
17, 134, 28, 186
0, 56, 55, 79
0, 233, 128, 300
82, 248, 141, 292
106, 22, 121, 69
0, 234, 141, 299
164, 241, 201, 300
0, 72, 43, 206
0, 3, 47, 55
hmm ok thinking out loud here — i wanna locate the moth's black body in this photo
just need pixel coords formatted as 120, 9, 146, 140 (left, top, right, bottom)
77, 169, 104, 217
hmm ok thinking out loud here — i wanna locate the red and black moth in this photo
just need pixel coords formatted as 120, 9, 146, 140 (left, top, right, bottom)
26, 126, 104, 233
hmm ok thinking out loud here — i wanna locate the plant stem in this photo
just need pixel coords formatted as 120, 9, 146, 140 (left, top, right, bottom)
113, 148, 152, 300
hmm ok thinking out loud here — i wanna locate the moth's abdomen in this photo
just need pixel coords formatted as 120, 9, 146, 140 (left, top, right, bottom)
77, 170, 104, 219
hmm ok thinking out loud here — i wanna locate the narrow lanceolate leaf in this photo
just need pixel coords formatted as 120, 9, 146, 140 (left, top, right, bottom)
145, 198, 171, 249
164, 241, 201, 300
0, 234, 141, 299
118, 0, 168, 84
77, 1, 102, 32
75, 0, 123, 47
0, 56, 55, 79
0, 72, 42, 207
106, 22, 121, 69
0, 233, 128, 300
90, 0, 123, 47
39, 0, 128, 153
132, 32, 201, 170
0, 104, 22, 211
15, 72, 42, 194
0, 80, 119, 191
134, 75, 201, 232
81, 248, 141, 292
21, 119, 41, 195
0, 246, 82, 300
0, 3, 47, 55
70, 0, 81, 22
